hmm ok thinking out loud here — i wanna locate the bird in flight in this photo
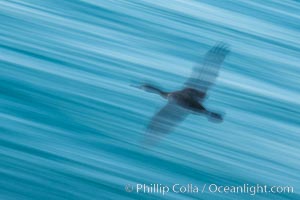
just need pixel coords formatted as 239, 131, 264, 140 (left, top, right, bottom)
136, 43, 230, 144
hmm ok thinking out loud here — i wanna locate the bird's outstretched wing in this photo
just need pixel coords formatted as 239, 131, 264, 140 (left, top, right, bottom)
185, 43, 230, 93
143, 103, 189, 145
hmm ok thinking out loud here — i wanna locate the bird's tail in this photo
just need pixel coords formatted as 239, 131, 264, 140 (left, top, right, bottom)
207, 112, 224, 123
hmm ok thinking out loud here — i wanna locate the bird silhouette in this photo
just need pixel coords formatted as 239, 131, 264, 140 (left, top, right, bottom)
136, 43, 230, 144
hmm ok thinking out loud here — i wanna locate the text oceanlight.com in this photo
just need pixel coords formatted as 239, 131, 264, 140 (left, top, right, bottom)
124, 183, 294, 196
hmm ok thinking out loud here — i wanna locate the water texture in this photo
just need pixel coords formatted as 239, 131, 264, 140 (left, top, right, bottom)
0, 0, 300, 199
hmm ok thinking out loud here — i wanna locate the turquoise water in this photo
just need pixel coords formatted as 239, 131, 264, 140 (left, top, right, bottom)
1, 0, 300, 199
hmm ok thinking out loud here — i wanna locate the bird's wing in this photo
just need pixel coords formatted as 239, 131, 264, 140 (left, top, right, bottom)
143, 103, 189, 145
185, 43, 230, 93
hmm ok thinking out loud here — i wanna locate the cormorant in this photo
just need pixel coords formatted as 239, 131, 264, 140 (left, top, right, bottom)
136, 43, 230, 144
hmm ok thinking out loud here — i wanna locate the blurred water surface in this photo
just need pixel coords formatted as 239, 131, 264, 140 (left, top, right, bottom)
1, 0, 300, 199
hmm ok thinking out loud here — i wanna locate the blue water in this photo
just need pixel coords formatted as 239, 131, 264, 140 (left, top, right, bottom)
1, 0, 300, 199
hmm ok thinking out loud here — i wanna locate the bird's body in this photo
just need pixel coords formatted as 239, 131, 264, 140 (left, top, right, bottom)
168, 88, 206, 107
136, 43, 230, 144
141, 85, 220, 120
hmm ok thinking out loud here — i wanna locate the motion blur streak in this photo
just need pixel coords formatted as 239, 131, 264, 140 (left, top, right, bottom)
0, 0, 299, 200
